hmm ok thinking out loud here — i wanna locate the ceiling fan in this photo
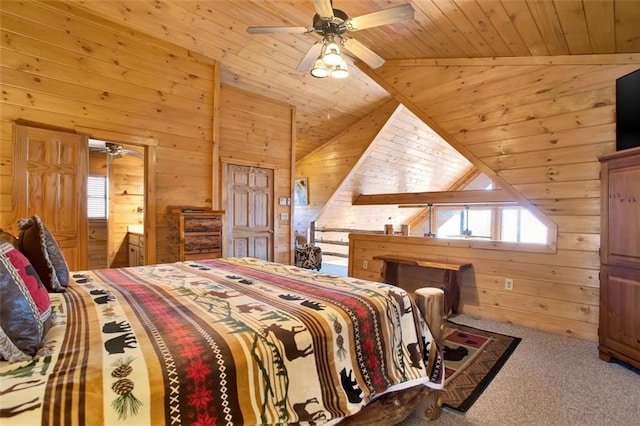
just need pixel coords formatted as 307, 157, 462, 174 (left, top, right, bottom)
89, 139, 142, 158
246, 0, 414, 78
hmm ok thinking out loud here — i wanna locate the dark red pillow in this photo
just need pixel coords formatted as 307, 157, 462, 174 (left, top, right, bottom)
17, 215, 69, 292
3, 243, 52, 320
0, 242, 51, 362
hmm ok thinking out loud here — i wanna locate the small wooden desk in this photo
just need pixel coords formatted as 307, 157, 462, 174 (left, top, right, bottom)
373, 255, 472, 315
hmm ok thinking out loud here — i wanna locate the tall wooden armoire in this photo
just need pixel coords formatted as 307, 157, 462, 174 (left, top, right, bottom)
598, 147, 640, 370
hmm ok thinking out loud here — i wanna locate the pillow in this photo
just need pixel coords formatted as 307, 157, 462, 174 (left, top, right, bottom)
0, 242, 51, 362
17, 215, 69, 292
2, 242, 52, 322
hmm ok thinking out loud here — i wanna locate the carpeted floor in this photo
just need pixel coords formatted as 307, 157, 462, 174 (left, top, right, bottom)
319, 256, 348, 276
398, 314, 640, 426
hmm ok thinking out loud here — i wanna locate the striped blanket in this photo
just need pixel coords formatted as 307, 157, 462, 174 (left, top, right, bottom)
0, 257, 443, 425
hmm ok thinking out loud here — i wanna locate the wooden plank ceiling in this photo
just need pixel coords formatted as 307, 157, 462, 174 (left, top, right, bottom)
316, 104, 474, 231
66, 0, 639, 160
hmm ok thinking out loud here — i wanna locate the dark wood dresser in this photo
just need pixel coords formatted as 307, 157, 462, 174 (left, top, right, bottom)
168, 208, 225, 261
598, 147, 640, 370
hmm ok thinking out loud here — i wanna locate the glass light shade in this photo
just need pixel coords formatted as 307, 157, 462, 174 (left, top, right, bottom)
310, 58, 329, 78
322, 41, 342, 66
330, 61, 349, 79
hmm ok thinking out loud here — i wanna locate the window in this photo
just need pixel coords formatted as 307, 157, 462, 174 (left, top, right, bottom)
436, 206, 492, 239
501, 207, 547, 244
87, 175, 108, 218
435, 205, 547, 244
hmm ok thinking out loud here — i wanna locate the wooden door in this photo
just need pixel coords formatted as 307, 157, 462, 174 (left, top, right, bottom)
227, 164, 273, 260
13, 124, 88, 270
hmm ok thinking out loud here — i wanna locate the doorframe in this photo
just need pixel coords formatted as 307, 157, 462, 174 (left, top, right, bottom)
77, 127, 158, 265
220, 157, 278, 260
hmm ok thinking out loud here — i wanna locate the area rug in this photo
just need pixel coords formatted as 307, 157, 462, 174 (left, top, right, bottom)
442, 321, 521, 412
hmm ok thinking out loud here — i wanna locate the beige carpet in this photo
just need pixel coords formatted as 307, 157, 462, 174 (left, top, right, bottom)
399, 314, 640, 426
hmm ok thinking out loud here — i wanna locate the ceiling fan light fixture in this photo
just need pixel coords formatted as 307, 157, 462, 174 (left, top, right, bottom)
321, 36, 342, 66
249, 2, 417, 77
106, 142, 126, 156
310, 58, 330, 78
330, 60, 349, 79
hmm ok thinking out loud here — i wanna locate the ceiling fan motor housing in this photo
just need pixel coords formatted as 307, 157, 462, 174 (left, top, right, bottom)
313, 9, 349, 36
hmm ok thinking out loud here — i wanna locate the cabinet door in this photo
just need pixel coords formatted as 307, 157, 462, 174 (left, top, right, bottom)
599, 265, 640, 368
601, 153, 640, 268
609, 166, 640, 263
129, 244, 139, 267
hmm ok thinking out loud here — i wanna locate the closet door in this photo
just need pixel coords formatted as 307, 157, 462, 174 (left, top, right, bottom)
227, 164, 274, 261
13, 124, 88, 270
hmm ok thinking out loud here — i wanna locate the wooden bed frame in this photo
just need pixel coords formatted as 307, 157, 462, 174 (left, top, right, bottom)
338, 287, 445, 425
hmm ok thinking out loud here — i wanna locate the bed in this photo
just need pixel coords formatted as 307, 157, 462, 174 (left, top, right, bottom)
1, 256, 445, 425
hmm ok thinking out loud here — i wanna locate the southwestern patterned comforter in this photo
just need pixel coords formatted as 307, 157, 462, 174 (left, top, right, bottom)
0, 257, 443, 425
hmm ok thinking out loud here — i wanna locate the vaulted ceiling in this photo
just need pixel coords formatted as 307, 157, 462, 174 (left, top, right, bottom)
68, 0, 640, 160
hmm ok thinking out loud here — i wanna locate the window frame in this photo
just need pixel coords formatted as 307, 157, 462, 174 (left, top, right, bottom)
87, 174, 108, 219
432, 204, 547, 244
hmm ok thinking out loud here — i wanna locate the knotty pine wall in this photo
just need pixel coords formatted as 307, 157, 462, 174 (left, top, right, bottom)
218, 84, 295, 264
0, 1, 293, 264
109, 150, 144, 268
87, 150, 108, 269
350, 57, 640, 342
295, 100, 398, 236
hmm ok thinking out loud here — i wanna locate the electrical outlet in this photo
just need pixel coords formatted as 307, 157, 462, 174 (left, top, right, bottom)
363, 260, 368, 270
504, 278, 514, 290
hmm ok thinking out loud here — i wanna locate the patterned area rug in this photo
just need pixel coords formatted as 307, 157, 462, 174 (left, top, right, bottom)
442, 321, 521, 412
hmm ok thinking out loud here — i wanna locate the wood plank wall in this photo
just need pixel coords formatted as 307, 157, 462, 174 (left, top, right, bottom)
218, 84, 294, 264
109, 150, 144, 267
294, 100, 398, 236
350, 57, 640, 341
315, 104, 474, 233
0, 1, 293, 265
88, 150, 108, 269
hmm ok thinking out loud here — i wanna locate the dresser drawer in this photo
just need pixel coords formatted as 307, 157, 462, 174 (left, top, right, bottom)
129, 233, 141, 246
184, 235, 222, 252
184, 216, 222, 233
184, 250, 222, 261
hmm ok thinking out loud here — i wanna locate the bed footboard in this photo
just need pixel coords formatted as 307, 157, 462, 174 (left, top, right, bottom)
414, 287, 445, 421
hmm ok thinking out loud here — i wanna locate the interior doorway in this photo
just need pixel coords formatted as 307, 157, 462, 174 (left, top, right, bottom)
87, 139, 145, 268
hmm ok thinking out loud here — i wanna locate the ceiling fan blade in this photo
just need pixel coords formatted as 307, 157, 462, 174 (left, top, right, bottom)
247, 26, 312, 34
341, 37, 385, 69
345, 3, 414, 31
312, 0, 334, 20
296, 42, 323, 72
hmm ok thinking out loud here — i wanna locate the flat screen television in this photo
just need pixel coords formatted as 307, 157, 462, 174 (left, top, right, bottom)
616, 68, 640, 151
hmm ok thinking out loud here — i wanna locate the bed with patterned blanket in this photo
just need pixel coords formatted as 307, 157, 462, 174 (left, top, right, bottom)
1, 257, 444, 425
